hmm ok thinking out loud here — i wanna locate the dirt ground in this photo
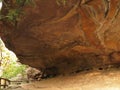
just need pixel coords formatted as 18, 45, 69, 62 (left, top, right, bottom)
7, 68, 120, 90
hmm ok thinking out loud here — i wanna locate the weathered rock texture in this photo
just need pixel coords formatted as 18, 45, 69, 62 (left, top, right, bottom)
1, 0, 120, 75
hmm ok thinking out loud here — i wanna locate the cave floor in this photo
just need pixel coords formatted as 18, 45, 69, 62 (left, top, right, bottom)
7, 68, 120, 90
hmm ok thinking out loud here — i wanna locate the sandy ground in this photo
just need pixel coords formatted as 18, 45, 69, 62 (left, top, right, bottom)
7, 68, 120, 90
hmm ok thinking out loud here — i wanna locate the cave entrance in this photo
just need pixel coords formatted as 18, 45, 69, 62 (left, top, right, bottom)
0, 38, 27, 80
0, 38, 42, 84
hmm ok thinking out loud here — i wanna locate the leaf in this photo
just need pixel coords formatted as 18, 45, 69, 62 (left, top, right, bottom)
16, 0, 25, 5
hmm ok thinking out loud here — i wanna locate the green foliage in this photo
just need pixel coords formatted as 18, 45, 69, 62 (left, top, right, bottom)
0, 0, 34, 26
0, 39, 26, 79
6, 9, 21, 25
16, 0, 34, 6
2, 62, 26, 79
0, 0, 67, 26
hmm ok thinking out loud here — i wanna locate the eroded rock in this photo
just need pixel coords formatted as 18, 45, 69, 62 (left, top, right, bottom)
1, 0, 120, 75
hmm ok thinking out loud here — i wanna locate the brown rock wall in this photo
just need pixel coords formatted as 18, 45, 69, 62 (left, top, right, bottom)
1, 0, 120, 74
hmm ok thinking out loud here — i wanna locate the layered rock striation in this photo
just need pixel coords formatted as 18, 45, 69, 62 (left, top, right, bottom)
1, 0, 120, 75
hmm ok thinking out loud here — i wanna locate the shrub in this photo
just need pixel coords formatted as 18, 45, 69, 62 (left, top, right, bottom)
2, 62, 26, 79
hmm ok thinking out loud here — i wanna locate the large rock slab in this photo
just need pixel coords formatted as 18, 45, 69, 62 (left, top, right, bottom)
1, 0, 120, 74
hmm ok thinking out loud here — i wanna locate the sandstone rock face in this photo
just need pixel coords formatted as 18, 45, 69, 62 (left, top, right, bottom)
1, 0, 120, 74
